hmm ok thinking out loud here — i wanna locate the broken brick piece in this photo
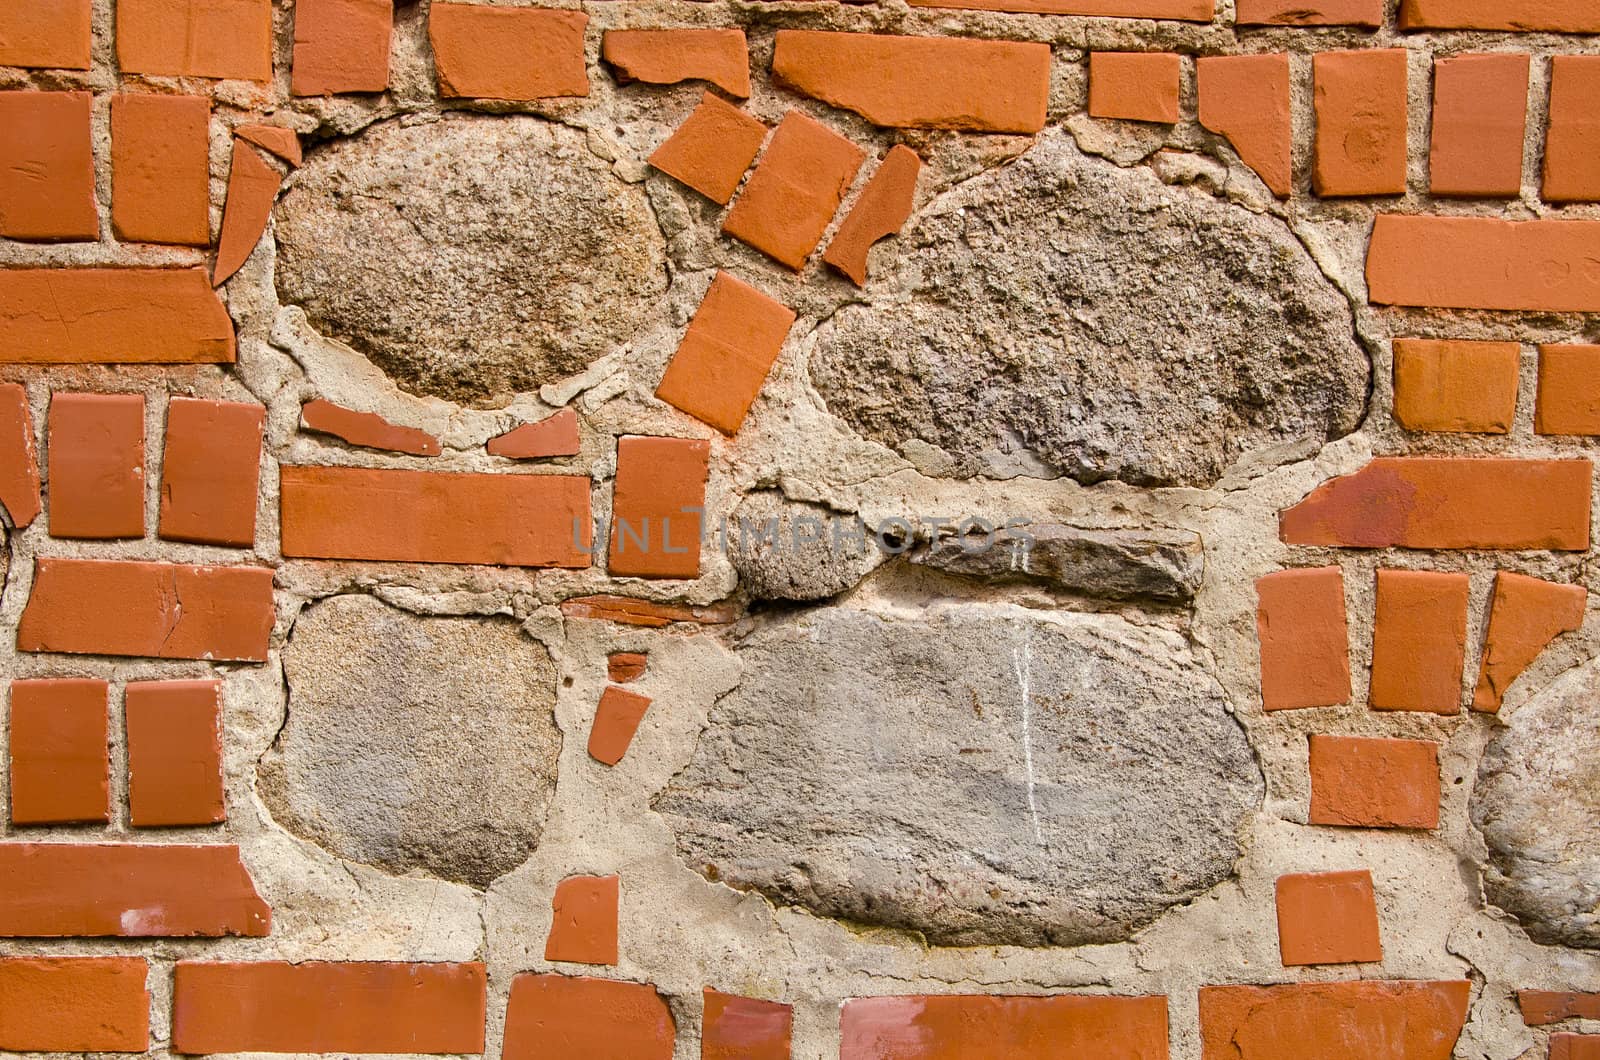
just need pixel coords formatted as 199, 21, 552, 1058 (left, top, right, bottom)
1367, 216, 1600, 312
1275, 870, 1383, 966
291, 0, 392, 96
1393, 339, 1520, 434
648, 92, 767, 205
724, 110, 865, 270
588, 686, 652, 767
116, 0, 272, 81
429, 4, 588, 100
1472, 572, 1586, 713
1199, 981, 1471, 1060
0, 958, 149, 1052
1552, 1035, 1600, 1060
560, 595, 738, 628
0, 0, 92, 69
236, 124, 302, 167
1519, 992, 1600, 1026
1537, 344, 1600, 436
0, 91, 98, 241
608, 652, 648, 683
608, 436, 710, 579
125, 680, 225, 827
47, 392, 146, 541
0, 268, 236, 364
656, 271, 796, 435
8, 678, 109, 826
502, 975, 674, 1060
1238, 0, 1381, 22
488, 408, 581, 459
1428, 53, 1529, 199
1309, 735, 1440, 830
602, 29, 750, 97
111, 93, 212, 246
704, 990, 793, 1060
824, 145, 922, 287
301, 399, 441, 456
1255, 567, 1351, 712
839, 995, 1170, 1058
1313, 50, 1409, 197
214, 141, 283, 287
1196, 53, 1292, 198
1089, 52, 1182, 124
0, 383, 41, 528
545, 875, 620, 966
1544, 57, 1600, 203
159, 397, 266, 547
1371, 569, 1469, 715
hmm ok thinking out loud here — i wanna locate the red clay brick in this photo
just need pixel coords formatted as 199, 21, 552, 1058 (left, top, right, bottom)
1552, 1036, 1600, 1060
1197, 54, 1292, 198
1537, 344, 1600, 435
301, 399, 440, 456
1313, 50, 1409, 197
488, 408, 581, 460
608, 652, 648, 683
173, 962, 486, 1054
724, 111, 865, 270
1089, 52, 1182, 124
0, 0, 92, 69
840, 995, 1170, 1058
0, 957, 149, 1052
1238, 0, 1381, 23
0, 382, 41, 528
1472, 572, 1586, 713
110, 94, 211, 247
1199, 981, 1471, 1060
0, 843, 270, 937
588, 686, 652, 767
1279, 457, 1592, 551
560, 595, 739, 628
910, 0, 1210, 14
17, 558, 275, 662
47, 392, 146, 540
116, 0, 272, 81
1400, 0, 1600, 31
125, 679, 225, 827
704, 990, 792, 1060
824, 145, 922, 287
656, 271, 796, 435
1367, 215, 1600, 312
1276, 870, 1383, 966
159, 397, 265, 547
214, 142, 282, 287
502, 974, 674, 1060
648, 92, 767, 205
1544, 57, 1600, 203
1309, 735, 1440, 829
608, 436, 710, 579
8, 678, 109, 825
291, 0, 391, 96
429, 4, 588, 101
0, 268, 235, 364
546, 875, 619, 965
1393, 339, 1519, 434
1520, 991, 1600, 1025
1371, 569, 1470, 714
1430, 54, 1528, 199
0, 91, 97, 241
603, 29, 750, 97
771, 31, 1050, 135
235, 124, 302, 167
1255, 567, 1351, 712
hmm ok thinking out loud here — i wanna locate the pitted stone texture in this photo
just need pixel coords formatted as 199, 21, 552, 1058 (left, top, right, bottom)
728, 492, 886, 602
261, 595, 561, 888
915, 524, 1204, 604
809, 132, 1368, 487
1472, 657, 1600, 949
275, 116, 666, 405
656, 605, 1262, 946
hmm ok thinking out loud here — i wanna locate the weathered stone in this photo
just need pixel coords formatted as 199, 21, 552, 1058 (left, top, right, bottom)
1472, 657, 1600, 949
275, 116, 667, 405
727, 492, 886, 602
261, 595, 562, 888
914, 523, 1204, 604
809, 131, 1368, 487
656, 604, 1262, 946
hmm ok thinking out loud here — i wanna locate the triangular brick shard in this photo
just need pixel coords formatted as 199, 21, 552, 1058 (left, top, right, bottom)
1472, 572, 1587, 713
214, 142, 284, 287
824, 145, 922, 287
236, 124, 303, 167
301, 399, 441, 457
487, 407, 581, 459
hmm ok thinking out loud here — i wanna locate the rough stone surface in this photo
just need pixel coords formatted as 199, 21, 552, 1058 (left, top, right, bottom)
914, 523, 1204, 604
810, 131, 1369, 487
275, 116, 667, 405
727, 492, 886, 601
261, 595, 562, 888
656, 604, 1263, 946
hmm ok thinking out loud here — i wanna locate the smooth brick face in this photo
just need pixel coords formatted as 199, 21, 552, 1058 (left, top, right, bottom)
291, 0, 392, 96
1238, 0, 1381, 23
1367, 216, 1600, 312
545, 875, 620, 965
824, 145, 922, 287
724, 110, 865, 270
704, 990, 792, 1060
906, 0, 1214, 25
608, 436, 711, 579
1401, 0, 1600, 31
1199, 981, 1471, 1060
0, 0, 92, 69
1371, 569, 1470, 714
1520, 991, 1600, 1025
159, 397, 265, 547
1429, 54, 1528, 198
602, 29, 750, 97
1089, 52, 1182, 123
0, 91, 98, 241
47, 392, 146, 540
1255, 567, 1351, 711
1393, 339, 1520, 434
236, 124, 302, 167
429, 4, 588, 100
1537, 345, 1600, 435
656, 271, 797, 434
1313, 50, 1409, 197
1472, 572, 1586, 713
301, 399, 441, 456
588, 686, 652, 766
1275, 870, 1383, 966
1309, 735, 1441, 829
1545, 57, 1600, 203
213, 140, 283, 287
502, 975, 674, 1060
125, 680, 225, 827
172, 962, 487, 1053
0, 958, 150, 1052
1552, 1036, 1600, 1060
839, 995, 1170, 1058
117, 0, 272, 80
110, 94, 211, 246
0, 382, 42, 528
488, 408, 581, 460
0, 268, 235, 364
8, 678, 109, 825
648, 92, 768, 205
1197, 54, 1292, 198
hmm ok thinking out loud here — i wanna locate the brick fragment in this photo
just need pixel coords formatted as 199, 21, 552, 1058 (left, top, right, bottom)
1472, 572, 1586, 713
1089, 52, 1181, 124
1552, 1036, 1600, 1060
1309, 735, 1441, 829
1519, 991, 1600, 1026
588, 686, 652, 767
291, 0, 391, 96
1367, 216, 1600, 312
560, 595, 739, 628
1371, 569, 1469, 714
603, 29, 750, 97
1393, 339, 1519, 434
1276, 870, 1383, 966
1400, 0, 1600, 31
1429, 54, 1528, 198
1255, 567, 1351, 712
8, 678, 109, 825
172, 962, 486, 1054
656, 272, 796, 434
1538, 345, 1600, 436
0, 383, 41, 528
236, 125, 301, 167
159, 397, 265, 547
724, 111, 864, 269
907, 0, 1211, 15
1313, 50, 1409, 197
1199, 981, 1471, 1060
117, 0, 272, 81
608, 436, 710, 579
47, 392, 146, 541
110, 94, 212, 247
0, 958, 149, 1052
1279, 457, 1592, 551
0, 268, 236, 364
301, 399, 440, 456
771, 31, 1050, 135
545, 875, 619, 965
704, 990, 792, 1060
502, 975, 674, 1060
0, 0, 92, 69
648, 92, 767, 205
839, 995, 1170, 1058
125, 680, 225, 827
824, 146, 922, 287
0, 91, 98, 241
1544, 57, 1600, 203
214, 142, 283, 287
18, 558, 275, 662
429, 4, 588, 101
608, 652, 648, 683
1197, 54, 1291, 198
488, 408, 580, 459
1238, 0, 1382, 23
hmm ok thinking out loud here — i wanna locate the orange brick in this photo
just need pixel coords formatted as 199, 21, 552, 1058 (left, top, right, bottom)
602, 29, 750, 97
1238, 0, 1381, 23
1472, 571, 1586, 713
125, 680, 225, 827
1393, 339, 1519, 433
1401, 0, 1600, 31
0, 268, 235, 364
1429, 54, 1528, 198
301, 399, 441, 456
1309, 734, 1440, 829
1313, 50, 1409, 197
1089, 52, 1181, 124
907, 0, 1211, 15
704, 990, 792, 1060
1276, 870, 1383, 966
545, 875, 619, 965
0, 0, 92, 69
1553, 1036, 1600, 1060
1199, 981, 1470, 1060
1545, 57, 1600, 203
235, 124, 301, 167
213, 141, 284, 287
587, 686, 652, 767
487, 408, 581, 460
560, 595, 738, 628
1520, 992, 1600, 1026
656, 271, 797, 435
47, 392, 146, 541
117, 0, 272, 81
291, 0, 391, 96
0, 383, 41, 528
608, 652, 648, 683
648, 92, 767, 205
429, 4, 588, 101
159, 397, 265, 547
110, 94, 212, 247
724, 110, 865, 270
0, 91, 97, 241
824, 145, 922, 287
8, 678, 109, 826
1197, 54, 1292, 198
502, 975, 674, 1060
0, 958, 149, 1052
1368, 215, 1600, 312
1371, 569, 1469, 714
839, 995, 1170, 1058
608, 436, 710, 579
1255, 567, 1351, 712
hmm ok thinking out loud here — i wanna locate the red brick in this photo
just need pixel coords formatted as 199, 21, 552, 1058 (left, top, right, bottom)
839, 995, 1169, 1059
301, 399, 441, 456
236, 124, 302, 167
608, 436, 710, 579
0, 91, 97, 241
1199, 981, 1471, 1060
1255, 567, 1351, 712
546, 875, 619, 965
1428, 54, 1528, 199
18, 558, 275, 662
291, 0, 391, 96
1276, 870, 1383, 966
125, 679, 225, 827
1393, 339, 1519, 434
560, 594, 739, 628
1309, 735, 1440, 829
648, 92, 767, 206
159, 397, 265, 547
1313, 50, 1409, 197
1400, 0, 1600, 31
1279, 457, 1592, 551
603, 29, 750, 97
0, 382, 41, 528
1367, 215, 1600, 312
1519, 991, 1600, 1025
1238, 0, 1381, 23
705, 990, 792, 1060
824, 145, 922, 287
1472, 572, 1586, 713
1197, 54, 1292, 198
1537, 344, 1600, 435
0, 958, 149, 1052
608, 652, 648, 683
656, 272, 796, 435
588, 686, 652, 767
8, 678, 109, 825
429, 4, 588, 101
1544, 57, 1600, 202
771, 31, 1050, 135
488, 408, 581, 460
1553, 1036, 1600, 1060
110, 94, 211, 247
117, 0, 272, 81
0, 268, 235, 364
502, 975, 674, 1060
1371, 569, 1469, 714
1089, 52, 1181, 124
725, 111, 864, 270
173, 962, 486, 1054
214, 141, 283, 287
0, 844, 269, 937
47, 392, 146, 540
0, 0, 91, 69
